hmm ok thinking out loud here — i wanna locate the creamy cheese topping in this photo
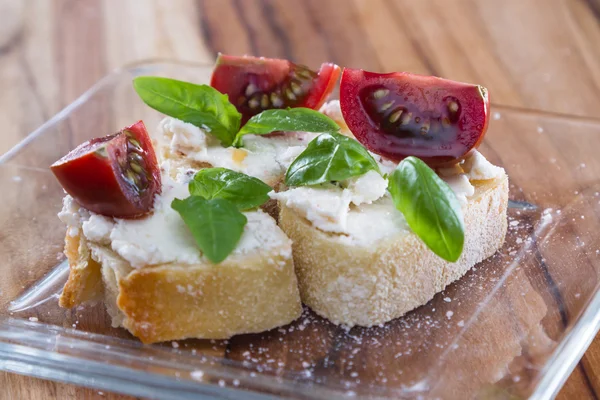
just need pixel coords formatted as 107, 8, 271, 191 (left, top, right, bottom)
270, 170, 388, 234
342, 196, 410, 245
273, 144, 503, 239
159, 117, 319, 185
442, 174, 475, 206
60, 166, 290, 268
343, 170, 388, 205
270, 185, 353, 233
58, 196, 89, 238
462, 150, 505, 181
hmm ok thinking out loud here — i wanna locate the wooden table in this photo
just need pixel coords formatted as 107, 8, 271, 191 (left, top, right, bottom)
1, 0, 599, 398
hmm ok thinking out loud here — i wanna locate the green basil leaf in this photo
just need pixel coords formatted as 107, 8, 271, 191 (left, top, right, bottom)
171, 197, 247, 264
388, 156, 464, 262
234, 108, 339, 147
133, 76, 241, 147
189, 168, 272, 211
285, 132, 380, 186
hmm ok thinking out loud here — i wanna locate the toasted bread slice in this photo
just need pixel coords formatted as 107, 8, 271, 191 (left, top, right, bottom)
277, 175, 509, 327
59, 198, 302, 344
60, 226, 301, 343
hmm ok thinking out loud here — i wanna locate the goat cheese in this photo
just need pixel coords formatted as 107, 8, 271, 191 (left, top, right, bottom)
159, 117, 320, 185
59, 165, 290, 268
463, 150, 505, 181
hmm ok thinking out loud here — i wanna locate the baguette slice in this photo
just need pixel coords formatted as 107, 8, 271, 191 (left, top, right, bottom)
59, 205, 302, 344
60, 228, 302, 343
278, 174, 509, 327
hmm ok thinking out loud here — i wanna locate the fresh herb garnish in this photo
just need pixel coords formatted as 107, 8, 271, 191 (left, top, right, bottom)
285, 132, 380, 187
171, 168, 271, 264
171, 197, 247, 264
133, 76, 339, 148
189, 168, 272, 211
133, 77, 241, 147
234, 108, 340, 147
388, 156, 464, 262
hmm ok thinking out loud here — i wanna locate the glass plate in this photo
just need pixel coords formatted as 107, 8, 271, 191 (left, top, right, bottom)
1, 61, 600, 400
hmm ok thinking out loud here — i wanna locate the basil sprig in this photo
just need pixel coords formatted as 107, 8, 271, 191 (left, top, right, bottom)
285, 132, 380, 186
133, 77, 339, 148
388, 157, 464, 262
234, 108, 340, 147
133, 77, 241, 147
172, 197, 246, 264
171, 168, 271, 264
189, 168, 272, 211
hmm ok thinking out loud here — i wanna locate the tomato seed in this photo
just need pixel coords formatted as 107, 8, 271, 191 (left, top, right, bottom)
380, 101, 394, 112
448, 101, 459, 113
248, 97, 260, 109
270, 93, 283, 107
128, 137, 141, 148
130, 162, 143, 173
261, 94, 269, 108
374, 89, 389, 99
400, 112, 412, 125
291, 82, 303, 96
245, 83, 258, 97
285, 88, 296, 101
389, 109, 403, 123
296, 68, 313, 80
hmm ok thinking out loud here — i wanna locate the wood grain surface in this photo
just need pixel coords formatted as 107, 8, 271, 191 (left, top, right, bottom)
1, 0, 600, 399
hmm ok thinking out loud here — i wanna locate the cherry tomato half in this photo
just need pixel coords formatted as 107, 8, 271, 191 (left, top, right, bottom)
210, 54, 341, 123
51, 121, 161, 218
340, 68, 490, 166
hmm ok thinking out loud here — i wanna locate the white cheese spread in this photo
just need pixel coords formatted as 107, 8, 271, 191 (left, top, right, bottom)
462, 150, 505, 181
273, 143, 503, 239
270, 184, 353, 233
159, 117, 320, 185
343, 196, 410, 245
343, 170, 388, 205
59, 165, 290, 268
270, 170, 388, 234
442, 173, 475, 206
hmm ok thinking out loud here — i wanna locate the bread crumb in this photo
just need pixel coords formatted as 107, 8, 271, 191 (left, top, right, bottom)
190, 370, 204, 380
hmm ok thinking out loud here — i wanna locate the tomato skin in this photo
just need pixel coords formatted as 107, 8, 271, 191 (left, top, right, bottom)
340, 68, 490, 167
51, 121, 161, 218
210, 54, 340, 123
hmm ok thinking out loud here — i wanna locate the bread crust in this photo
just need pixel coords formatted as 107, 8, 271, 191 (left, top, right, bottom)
59, 233, 103, 308
60, 231, 302, 344
278, 175, 509, 327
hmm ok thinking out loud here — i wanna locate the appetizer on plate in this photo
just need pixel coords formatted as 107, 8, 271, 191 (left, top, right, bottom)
51, 54, 507, 343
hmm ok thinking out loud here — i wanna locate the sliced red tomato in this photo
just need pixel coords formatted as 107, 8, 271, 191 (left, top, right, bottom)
51, 121, 161, 218
210, 54, 341, 123
340, 68, 490, 166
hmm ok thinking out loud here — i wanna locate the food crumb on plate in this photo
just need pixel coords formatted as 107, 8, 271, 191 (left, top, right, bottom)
190, 370, 204, 380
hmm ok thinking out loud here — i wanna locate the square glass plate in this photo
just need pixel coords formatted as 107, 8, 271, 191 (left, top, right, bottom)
1, 61, 600, 400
